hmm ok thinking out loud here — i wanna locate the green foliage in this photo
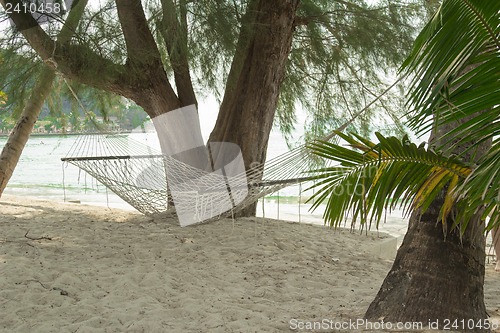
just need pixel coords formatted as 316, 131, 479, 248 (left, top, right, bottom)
308, 0, 500, 233
73, 0, 127, 66
279, 0, 425, 140
404, 0, 500, 150
2, 0, 427, 141
0, 39, 130, 131
308, 132, 473, 230
53, 1, 427, 136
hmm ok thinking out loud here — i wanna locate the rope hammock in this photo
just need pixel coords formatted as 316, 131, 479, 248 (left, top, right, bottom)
61, 130, 320, 221
61, 79, 401, 224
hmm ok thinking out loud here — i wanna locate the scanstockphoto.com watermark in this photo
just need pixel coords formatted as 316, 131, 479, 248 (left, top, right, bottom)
289, 318, 500, 331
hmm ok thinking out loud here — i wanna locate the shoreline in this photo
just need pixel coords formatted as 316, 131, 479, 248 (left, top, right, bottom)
3, 187, 411, 237
0, 131, 140, 138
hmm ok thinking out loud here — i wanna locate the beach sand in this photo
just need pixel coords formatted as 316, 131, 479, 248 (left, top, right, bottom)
0, 195, 498, 332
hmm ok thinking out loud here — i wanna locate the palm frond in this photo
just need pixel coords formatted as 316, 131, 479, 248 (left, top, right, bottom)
457, 139, 500, 228
307, 131, 474, 229
403, 0, 500, 151
399, 0, 500, 230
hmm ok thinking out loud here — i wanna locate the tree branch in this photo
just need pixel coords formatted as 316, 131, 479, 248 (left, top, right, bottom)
0, 0, 132, 98
159, 0, 197, 107
115, 0, 161, 68
24, 230, 52, 241
115, 0, 180, 109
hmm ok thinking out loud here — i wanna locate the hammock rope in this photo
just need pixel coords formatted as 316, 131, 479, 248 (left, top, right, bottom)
62, 129, 321, 218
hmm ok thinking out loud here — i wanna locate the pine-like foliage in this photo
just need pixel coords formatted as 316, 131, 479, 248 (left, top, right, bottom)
0, 0, 426, 139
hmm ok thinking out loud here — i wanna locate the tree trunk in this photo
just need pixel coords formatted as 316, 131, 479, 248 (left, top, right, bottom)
208, 0, 299, 216
0, 68, 56, 196
365, 208, 489, 331
365, 119, 492, 331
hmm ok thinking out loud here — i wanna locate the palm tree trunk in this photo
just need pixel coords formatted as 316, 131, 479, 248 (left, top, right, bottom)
365, 207, 489, 330
0, 68, 56, 196
365, 120, 492, 331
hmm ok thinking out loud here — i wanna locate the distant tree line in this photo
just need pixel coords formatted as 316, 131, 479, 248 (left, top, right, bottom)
0, 97, 149, 134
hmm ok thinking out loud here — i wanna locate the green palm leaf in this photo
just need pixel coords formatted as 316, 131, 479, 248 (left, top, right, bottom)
457, 140, 500, 229
403, 0, 500, 150
401, 0, 499, 231
0, 91, 6, 104
307, 132, 473, 229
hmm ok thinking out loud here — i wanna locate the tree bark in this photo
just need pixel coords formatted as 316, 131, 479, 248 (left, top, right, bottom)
365, 208, 489, 330
365, 118, 492, 331
0, 68, 56, 196
209, 0, 300, 216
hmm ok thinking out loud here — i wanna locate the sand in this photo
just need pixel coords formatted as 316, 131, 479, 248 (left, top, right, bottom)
0, 195, 498, 332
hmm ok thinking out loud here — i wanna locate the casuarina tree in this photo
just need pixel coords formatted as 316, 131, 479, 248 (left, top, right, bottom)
0, 0, 423, 214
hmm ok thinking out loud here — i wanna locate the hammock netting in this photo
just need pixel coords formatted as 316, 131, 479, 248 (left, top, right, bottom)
61, 130, 327, 223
